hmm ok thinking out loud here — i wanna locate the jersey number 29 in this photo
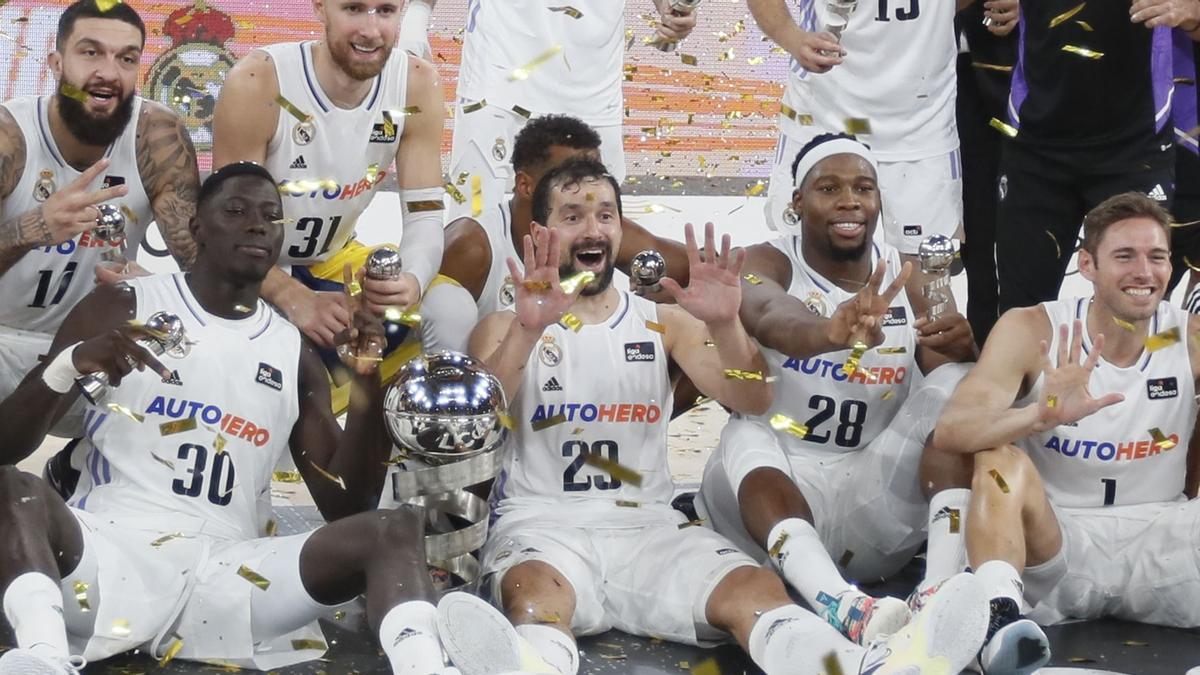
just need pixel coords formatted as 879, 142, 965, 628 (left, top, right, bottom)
562, 440, 621, 492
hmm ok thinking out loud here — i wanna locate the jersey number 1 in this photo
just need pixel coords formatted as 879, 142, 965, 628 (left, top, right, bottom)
876, 0, 920, 21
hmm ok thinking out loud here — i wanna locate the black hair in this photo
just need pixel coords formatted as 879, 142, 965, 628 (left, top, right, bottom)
198, 162, 276, 206
531, 157, 622, 225
789, 132, 868, 185
57, 0, 146, 50
512, 115, 602, 174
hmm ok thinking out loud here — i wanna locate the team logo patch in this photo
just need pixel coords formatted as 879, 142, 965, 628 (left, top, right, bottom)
542, 377, 563, 392
803, 291, 829, 317
499, 276, 516, 308
161, 370, 183, 386
624, 341, 656, 362
881, 306, 908, 327
1147, 377, 1179, 400
33, 170, 55, 202
538, 339, 562, 367
256, 362, 283, 391
902, 225, 922, 237
369, 121, 398, 143
292, 120, 315, 145
101, 175, 126, 189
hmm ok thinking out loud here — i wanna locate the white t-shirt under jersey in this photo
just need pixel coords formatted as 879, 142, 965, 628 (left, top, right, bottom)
70, 273, 301, 543
782, 0, 957, 161
262, 41, 409, 268
0, 95, 152, 333
1016, 297, 1197, 508
457, 0, 625, 126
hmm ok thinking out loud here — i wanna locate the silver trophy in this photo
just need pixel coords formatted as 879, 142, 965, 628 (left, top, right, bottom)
76, 311, 189, 404
918, 235, 956, 322
366, 245, 402, 280
823, 0, 857, 41
93, 203, 126, 242
651, 0, 701, 52
630, 250, 667, 296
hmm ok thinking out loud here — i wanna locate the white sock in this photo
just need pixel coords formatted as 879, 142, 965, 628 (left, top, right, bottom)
398, 0, 433, 58
3, 572, 70, 661
922, 489, 970, 589
748, 604, 863, 674
515, 624, 578, 675
379, 600, 446, 674
974, 560, 1024, 606
767, 518, 854, 609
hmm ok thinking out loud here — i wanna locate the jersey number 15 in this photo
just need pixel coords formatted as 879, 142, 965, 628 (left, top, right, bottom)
876, 0, 919, 21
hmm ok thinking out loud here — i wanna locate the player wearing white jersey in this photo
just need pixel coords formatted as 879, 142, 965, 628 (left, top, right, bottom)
0, 1, 200, 435
693, 135, 979, 648
446, 0, 696, 222
0, 164, 523, 675
928, 193, 1200, 674
212, 0, 445, 372
468, 157, 992, 675
751, 0, 967, 265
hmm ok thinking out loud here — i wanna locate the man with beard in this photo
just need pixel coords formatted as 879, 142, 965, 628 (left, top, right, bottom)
0, 0, 200, 435
468, 157, 992, 675
212, 0, 445, 378
926, 192, 1200, 650
693, 135, 982, 651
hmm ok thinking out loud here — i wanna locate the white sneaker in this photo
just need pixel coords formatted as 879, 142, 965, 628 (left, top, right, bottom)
977, 598, 1050, 675
858, 572, 990, 675
0, 649, 85, 675
437, 592, 523, 675
817, 589, 913, 645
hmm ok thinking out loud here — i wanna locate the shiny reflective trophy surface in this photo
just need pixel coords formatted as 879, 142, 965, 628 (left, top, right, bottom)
76, 311, 189, 404
94, 203, 126, 268
918, 235, 956, 321
823, 0, 857, 40
651, 0, 701, 52
630, 250, 667, 296
384, 351, 509, 593
366, 245, 402, 281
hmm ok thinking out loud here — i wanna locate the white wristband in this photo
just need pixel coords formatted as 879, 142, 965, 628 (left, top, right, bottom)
41, 342, 83, 394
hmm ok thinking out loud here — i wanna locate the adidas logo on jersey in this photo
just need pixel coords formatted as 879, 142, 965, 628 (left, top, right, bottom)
1147, 184, 1168, 202
542, 377, 563, 392
881, 306, 908, 327
161, 370, 183, 386
1147, 377, 1179, 400
256, 362, 283, 391
289, 155, 308, 169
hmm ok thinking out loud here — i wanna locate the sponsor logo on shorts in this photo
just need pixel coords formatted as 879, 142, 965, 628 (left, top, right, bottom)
902, 225, 922, 236
144, 396, 273, 447
1042, 432, 1180, 462
782, 357, 907, 386
881, 306, 908, 327
256, 362, 283, 391
370, 122, 398, 143
624, 341, 656, 362
529, 402, 662, 425
1147, 377, 1178, 400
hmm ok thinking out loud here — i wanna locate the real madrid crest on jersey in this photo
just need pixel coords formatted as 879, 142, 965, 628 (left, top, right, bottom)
492, 137, 507, 161
33, 170, 55, 202
499, 275, 516, 308
538, 335, 562, 367
804, 291, 828, 317
292, 119, 315, 145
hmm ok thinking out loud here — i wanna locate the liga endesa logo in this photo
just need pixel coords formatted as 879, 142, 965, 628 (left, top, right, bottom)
144, 396, 273, 447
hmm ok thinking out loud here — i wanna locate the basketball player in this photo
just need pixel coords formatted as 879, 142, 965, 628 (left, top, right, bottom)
0, 0, 200, 434
447, 1, 696, 221
212, 0, 445, 371
469, 157, 992, 675
0, 163, 520, 675
693, 134, 977, 648
927, 194, 1200, 666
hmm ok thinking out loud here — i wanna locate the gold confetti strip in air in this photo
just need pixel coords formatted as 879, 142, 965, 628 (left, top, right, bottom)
1150, 428, 1176, 450
444, 182, 467, 204
94, 0, 122, 11
346, 278, 363, 297
272, 470, 303, 483
747, 56, 766, 65
645, 320, 666, 334
1048, 2, 1085, 28
1046, 394, 1058, 409
110, 618, 132, 638
844, 118, 872, 135
383, 306, 422, 327
509, 44, 563, 81
214, 433, 227, 454
724, 368, 771, 382
881, 389, 895, 400
150, 532, 188, 548
842, 341, 868, 377
972, 61, 1014, 73
1123, 640, 1150, 647
108, 403, 144, 423
462, 99, 487, 114
743, 273, 763, 285
1113, 316, 1136, 331
837, 550, 855, 568
822, 651, 846, 675
291, 639, 327, 651
548, 5, 583, 18
278, 178, 339, 195
511, 105, 533, 119
159, 417, 197, 436
265, 519, 278, 537
1171, 219, 1200, 228
333, 610, 346, 621
470, 174, 483, 217
989, 117, 1018, 137
1145, 327, 1180, 352
691, 658, 721, 675
560, 312, 584, 332
767, 531, 788, 559
745, 180, 766, 197
522, 280, 552, 292
780, 103, 814, 125
74, 581, 91, 612
1061, 45, 1103, 59
616, 499, 641, 508
237, 564, 272, 591
309, 461, 346, 490
1045, 230, 1062, 259
150, 452, 175, 471
877, 346, 907, 355
531, 413, 567, 431
534, 611, 562, 624
274, 94, 311, 123
677, 518, 706, 529
988, 468, 1011, 494
498, 410, 516, 430
560, 270, 596, 295
59, 82, 90, 103
769, 413, 809, 438
582, 452, 644, 487
233, 303, 254, 314
679, 53, 699, 66
1076, 20, 1093, 31
158, 637, 184, 667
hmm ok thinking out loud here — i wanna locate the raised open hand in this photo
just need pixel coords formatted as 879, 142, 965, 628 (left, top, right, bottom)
509, 224, 585, 332
660, 223, 746, 325
826, 258, 911, 348
1034, 320, 1125, 431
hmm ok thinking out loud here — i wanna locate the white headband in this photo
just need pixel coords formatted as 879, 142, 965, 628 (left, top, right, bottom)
792, 138, 879, 189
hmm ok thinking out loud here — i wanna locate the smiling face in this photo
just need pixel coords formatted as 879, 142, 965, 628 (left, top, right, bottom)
793, 153, 880, 263
1079, 217, 1171, 323
542, 176, 621, 296
50, 17, 142, 146
316, 0, 400, 81
191, 175, 285, 283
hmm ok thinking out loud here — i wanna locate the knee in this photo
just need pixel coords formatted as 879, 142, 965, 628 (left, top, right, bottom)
971, 445, 1034, 495
707, 566, 789, 628
500, 561, 573, 619
0, 466, 42, 505
370, 506, 425, 546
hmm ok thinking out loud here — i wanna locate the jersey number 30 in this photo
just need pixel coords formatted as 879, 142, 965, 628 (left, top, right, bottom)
171, 443, 236, 506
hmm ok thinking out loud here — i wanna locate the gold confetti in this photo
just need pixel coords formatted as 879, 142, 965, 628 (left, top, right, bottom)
333, 610, 346, 620
59, 82, 90, 103
511, 105, 533, 119
382, 307, 422, 327
522, 280, 553, 291
989, 117, 1018, 137
278, 178, 339, 195
1113, 317, 1136, 331
822, 651, 846, 675
1049, 2, 1085, 28
837, 550, 854, 568
677, 518, 706, 529
94, 0, 121, 11
844, 118, 872, 135
1061, 45, 1103, 59
498, 411, 516, 430
237, 564, 271, 591
150, 532, 187, 547
1186, 256, 1200, 273
107, 403, 144, 423
234, 303, 253, 314
582, 452, 644, 486
158, 418, 197, 436
1150, 428, 1176, 450
1145, 327, 1180, 352
509, 44, 563, 81
691, 658, 721, 675
291, 639, 327, 651
549, 5, 583, 18
877, 346, 907, 354
842, 341, 868, 377
308, 461, 346, 490
470, 174, 483, 217
110, 618, 131, 638
462, 100, 487, 114
743, 273, 763, 285
265, 519, 278, 537
615, 499, 641, 508
1123, 640, 1150, 647
534, 611, 562, 624
406, 199, 444, 213
1046, 394, 1058, 409
214, 433, 227, 454
769, 414, 809, 438
346, 279, 363, 297
1045, 230, 1062, 259
645, 320, 666, 334
747, 56, 766, 65
150, 452, 175, 471
531, 413, 567, 431
767, 531, 788, 559
73, 581, 91, 612
1076, 20, 1094, 30
881, 390, 895, 400
989, 468, 1011, 493
972, 61, 1014, 73
559, 271, 596, 295
272, 470, 303, 483
274, 94, 311, 123
444, 182, 467, 204
158, 638, 184, 666
745, 180, 766, 197
680, 53, 699, 65
560, 313, 584, 332
780, 103, 814, 125
724, 368, 767, 381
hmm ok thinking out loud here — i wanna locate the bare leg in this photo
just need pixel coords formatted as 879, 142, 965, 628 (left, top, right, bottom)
737, 466, 814, 548
967, 445, 1061, 571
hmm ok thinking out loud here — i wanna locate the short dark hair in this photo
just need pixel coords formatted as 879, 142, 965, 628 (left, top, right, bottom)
57, 0, 146, 50
512, 115, 602, 174
198, 162, 276, 206
790, 132, 866, 185
531, 157, 622, 225
1081, 192, 1172, 256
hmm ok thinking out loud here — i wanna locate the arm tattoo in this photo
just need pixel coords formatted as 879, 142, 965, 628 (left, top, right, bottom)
137, 103, 200, 270
0, 105, 39, 278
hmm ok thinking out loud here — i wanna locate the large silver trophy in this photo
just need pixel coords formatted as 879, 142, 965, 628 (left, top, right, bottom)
918, 235, 956, 322
384, 351, 509, 593
651, 0, 701, 52
76, 311, 188, 404
630, 249, 667, 296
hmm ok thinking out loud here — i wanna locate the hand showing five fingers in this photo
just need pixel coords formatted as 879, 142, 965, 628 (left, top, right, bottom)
1034, 320, 1125, 431
660, 222, 746, 325
509, 225, 586, 332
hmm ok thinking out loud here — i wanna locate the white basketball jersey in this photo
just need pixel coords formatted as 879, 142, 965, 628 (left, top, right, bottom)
782, 0, 957, 161
262, 42, 409, 267
1016, 298, 1196, 508
742, 237, 917, 456
71, 273, 301, 542
457, 0, 624, 126
493, 292, 674, 509
476, 199, 522, 316
0, 95, 152, 333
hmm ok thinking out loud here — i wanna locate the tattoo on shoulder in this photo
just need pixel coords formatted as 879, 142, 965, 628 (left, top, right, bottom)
0, 106, 27, 201
136, 103, 199, 268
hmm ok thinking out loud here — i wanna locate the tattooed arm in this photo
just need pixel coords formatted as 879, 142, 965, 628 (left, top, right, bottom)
136, 101, 199, 270
0, 105, 34, 277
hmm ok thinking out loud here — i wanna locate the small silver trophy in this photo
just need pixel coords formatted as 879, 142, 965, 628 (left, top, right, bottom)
918, 235, 956, 322
93, 204, 125, 242
366, 245, 402, 281
630, 250, 667, 296
823, 0, 857, 41
651, 0, 701, 52
76, 311, 189, 404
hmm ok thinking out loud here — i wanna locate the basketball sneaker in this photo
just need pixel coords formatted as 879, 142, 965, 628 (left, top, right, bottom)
437, 591, 553, 675
976, 597, 1050, 675
0, 649, 85, 675
817, 588, 913, 645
